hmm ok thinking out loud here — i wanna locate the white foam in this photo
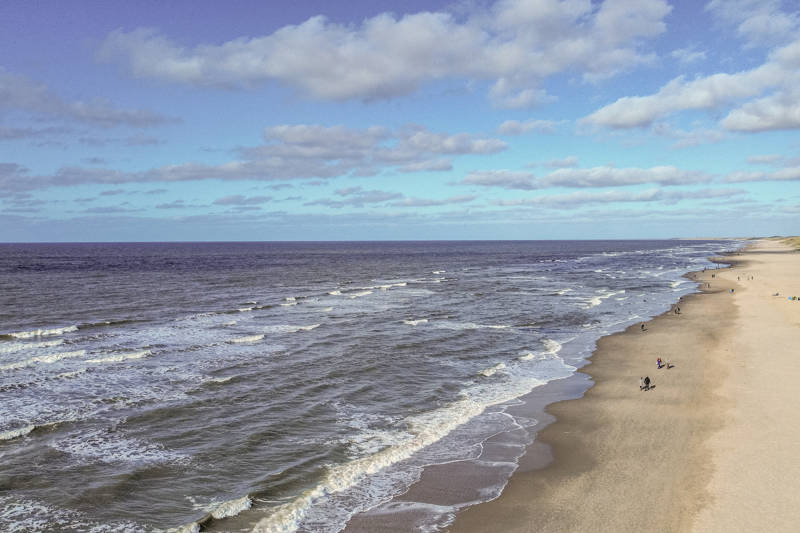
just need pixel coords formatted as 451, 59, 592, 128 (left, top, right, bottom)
403, 319, 428, 326
211, 495, 252, 519
280, 302, 297, 307
542, 338, 562, 355
285, 297, 296, 302
432, 270, 446, 274
555, 288, 573, 295
517, 352, 535, 361
321, 307, 334, 312
238, 307, 255, 312
0, 348, 86, 371
252, 369, 565, 533
584, 289, 625, 308
85, 349, 151, 364
264, 324, 320, 334
6, 325, 78, 339
0, 425, 35, 441
478, 362, 506, 377
0, 339, 64, 355
349, 290, 373, 299
392, 282, 407, 287
52, 428, 186, 465
230, 334, 265, 344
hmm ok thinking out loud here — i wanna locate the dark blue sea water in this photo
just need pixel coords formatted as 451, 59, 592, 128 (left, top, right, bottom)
0, 240, 739, 532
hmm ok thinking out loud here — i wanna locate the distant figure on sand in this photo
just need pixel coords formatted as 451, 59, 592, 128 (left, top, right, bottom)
657, 357, 663, 369
641, 323, 646, 331
644, 376, 651, 390
640, 377, 645, 391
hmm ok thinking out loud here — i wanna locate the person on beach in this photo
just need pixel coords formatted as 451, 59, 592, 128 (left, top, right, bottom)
644, 376, 651, 390
640, 377, 645, 391
657, 357, 663, 369
641, 323, 646, 331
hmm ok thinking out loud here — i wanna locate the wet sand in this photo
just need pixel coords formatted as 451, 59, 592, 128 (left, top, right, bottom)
450, 239, 800, 532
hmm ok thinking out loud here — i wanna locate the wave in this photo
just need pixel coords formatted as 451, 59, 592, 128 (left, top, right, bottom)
3, 325, 78, 339
285, 297, 296, 302
238, 306, 255, 312
328, 290, 342, 295
85, 349, 151, 364
175, 495, 253, 533
478, 362, 506, 377
584, 289, 625, 308
542, 338, 562, 355
0, 349, 87, 372
0, 338, 64, 356
403, 319, 428, 326
555, 288, 573, 295
252, 368, 567, 533
349, 290, 373, 299
432, 270, 446, 274
517, 352, 535, 361
0, 424, 35, 441
321, 307, 334, 312
230, 334, 265, 344
264, 324, 320, 334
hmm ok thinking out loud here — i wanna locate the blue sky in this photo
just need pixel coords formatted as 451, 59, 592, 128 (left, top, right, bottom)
1, 0, 798, 241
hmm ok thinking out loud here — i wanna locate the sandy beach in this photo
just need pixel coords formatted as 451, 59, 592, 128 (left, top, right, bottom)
449, 239, 800, 532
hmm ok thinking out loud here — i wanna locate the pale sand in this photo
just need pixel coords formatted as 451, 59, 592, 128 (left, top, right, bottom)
449, 240, 800, 532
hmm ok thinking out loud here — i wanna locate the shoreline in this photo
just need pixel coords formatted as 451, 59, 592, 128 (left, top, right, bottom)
448, 258, 738, 532
343, 245, 742, 532
449, 239, 800, 532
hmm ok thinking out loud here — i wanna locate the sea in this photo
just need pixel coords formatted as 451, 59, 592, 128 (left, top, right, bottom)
0, 240, 740, 532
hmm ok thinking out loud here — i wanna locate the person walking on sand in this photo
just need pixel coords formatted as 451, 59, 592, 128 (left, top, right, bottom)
641, 323, 646, 331
644, 376, 651, 390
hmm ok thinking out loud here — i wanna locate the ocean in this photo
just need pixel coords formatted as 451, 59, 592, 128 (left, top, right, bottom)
0, 240, 739, 532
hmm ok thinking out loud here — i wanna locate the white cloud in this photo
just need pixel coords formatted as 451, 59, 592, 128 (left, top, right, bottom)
492, 187, 745, 207
497, 119, 558, 135
0, 68, 174, 128
651, 122, 726, 148
461, 170, 537, 190
746, 154, 783, 165
725, 167, 800, 182
0, 124, 505, 192
583, 38, 800, 130
98, 0, 671, 106
542, 156, 579, 168
213, 195, 272, 205
721, 88, 800, 131
706, 0, 800, 47
461, 165, 710, 190
670, 46, 707, 64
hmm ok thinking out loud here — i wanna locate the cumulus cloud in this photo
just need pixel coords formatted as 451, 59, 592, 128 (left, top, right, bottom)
725, 167, 800, 182
390, 195, 477, 207
492, 187, 746, 207
213, 195, 272, 205
706, 0, 799, 47
720, 88, 800, 131
583, 37, 800, 130
746, 154, 783, 165
0, 68, 175, 128
461, 165, 709, 190
461, 170, 537, 190
98, 0, 671, 106
670, 46, 706, 64
497, 119, 558, 135
651, 122, 726, 148
306, 187, 403, 208
542, 156, 579, 168
0, 124, 505, 192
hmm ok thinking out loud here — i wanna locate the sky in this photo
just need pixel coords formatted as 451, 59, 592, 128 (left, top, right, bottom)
1, 0, 799, 242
